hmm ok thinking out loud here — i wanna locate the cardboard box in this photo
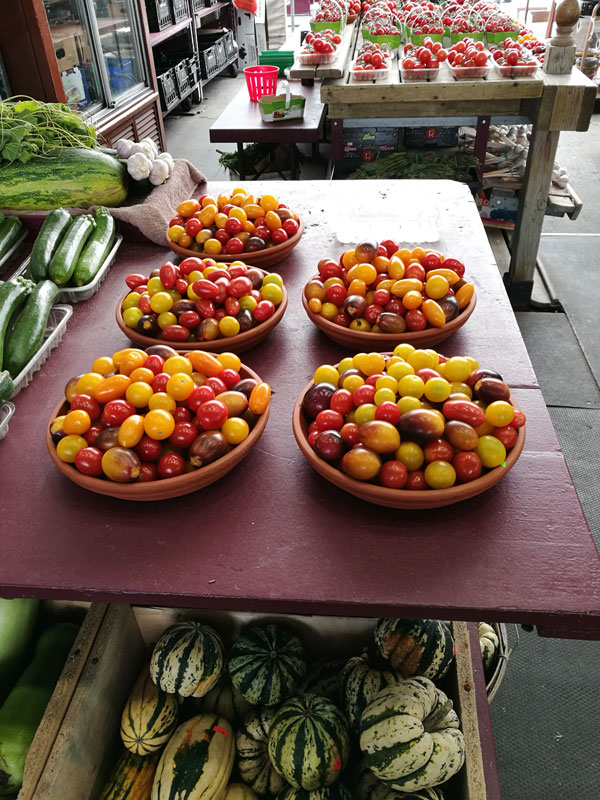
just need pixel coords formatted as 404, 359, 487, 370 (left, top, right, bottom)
342, 125, 400, 164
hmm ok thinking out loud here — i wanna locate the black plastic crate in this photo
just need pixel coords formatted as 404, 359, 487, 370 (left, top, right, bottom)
198, 32, 228, 66
187, 54, 200, 85
223, 30, 236, 58
192, 0, 204, 9
214, 39, 226, 67
403, 126, 459, 148
145, 0, 173, 31
157, 68, 179, 112
198, 45, 218, 79
170, 0, 188, 22
173, 59, 192, 95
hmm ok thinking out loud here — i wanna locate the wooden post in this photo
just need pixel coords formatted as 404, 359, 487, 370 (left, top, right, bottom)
543, 0, 579, 74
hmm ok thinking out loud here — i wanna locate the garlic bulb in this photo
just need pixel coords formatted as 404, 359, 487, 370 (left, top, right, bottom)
156, 152, 175, 172
149, 158, 170, 186
127, 152, 153, 180
115, 138, 134, 159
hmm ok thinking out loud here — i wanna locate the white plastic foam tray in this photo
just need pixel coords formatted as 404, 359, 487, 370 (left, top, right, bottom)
0, 402, 15, 441
0, 229, 27, 272
10, 305, 73, 398
13, 234, 123, 303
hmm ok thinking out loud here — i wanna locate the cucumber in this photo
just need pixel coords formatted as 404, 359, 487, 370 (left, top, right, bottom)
48, 214, 95, 286
0, 278, 35, 371
0, 599, 39, 704
0, 372, 14, 406
0, 622, 79, 796
3, 280, 61, 378
72, 207, 116, 287
28, 209, 72, 282
0, 218, 23, 260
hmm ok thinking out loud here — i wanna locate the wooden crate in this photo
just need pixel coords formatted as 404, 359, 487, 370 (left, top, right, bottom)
24, 606, 488, 800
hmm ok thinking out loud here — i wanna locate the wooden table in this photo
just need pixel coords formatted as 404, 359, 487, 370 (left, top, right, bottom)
1, 180, 599, 643
209, 84, 326, 179
321, 51, 597, 309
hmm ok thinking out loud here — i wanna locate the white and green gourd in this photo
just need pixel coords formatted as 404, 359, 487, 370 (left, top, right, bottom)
477, 623, 499, 673
149, 621, 225, 697
236, 706, 288, 796
340, 654, 399, 732
277, 783, 354, 800
120, 664, 179, 756
374, 619, 455, 682
304, 658, 346, 704
354, 758, 447, 800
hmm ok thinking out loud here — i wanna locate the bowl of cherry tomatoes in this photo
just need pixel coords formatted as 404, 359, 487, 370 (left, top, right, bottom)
302, 239, 477, 349
292, 347, 526, 509
47, 347, 271, 501
166, 189, 304, 268
116, 259, 287, 354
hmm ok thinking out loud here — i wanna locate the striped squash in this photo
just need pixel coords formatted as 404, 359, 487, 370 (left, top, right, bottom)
236, 707, 287, 796
120, 664, 179, 756
277, 783, 354, 800
374, 620, 454, 682
478, 623, 499, 673
340, 655, 399, 732
150, 621, 224, 698
98, 748, 160, 800
151, 714, 234, 800
228, 624, 306, 706
304, 658, 345, 704
203, 675, 253, 726
268, 694, 351, 790
354, 759, 446, 800
225, 783, 259, 800
359, 678, 465, 793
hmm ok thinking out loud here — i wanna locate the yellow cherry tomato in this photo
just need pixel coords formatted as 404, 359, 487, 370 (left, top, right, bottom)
121, 291, 141, 311
196, 229, 212, 245
222, 417, 250, 444
167, 225, 185, 243
164, 356, 193, 376
424, 377, 451, 403
391, 278, 423, 298
259, 194, 279, 212
118, 350, 147, 376
347, 278, 367, 297
249, 382, 271, 414
485, 400, 515, 427
444, 356, 472, 383
198, 205, 217, 227
356, 352, 386, 376
150, 292, 174, 314
144, 409, 175, 440
354, 403, 376, 425
393, 343, 416, 360
146, 276, 164, 296
118, 415, 145, 448
349, 319, 371, 332
219, 316, 240, 337
262, 272, 283, 288
63, 409, 91, 435
407, 349, 435, 371
126, 381, 154, 408
157, 312, 177, 330
342, 249, 358, 269
396, 440, 424, 470
167, 373, 195, 401
231, 193, 246, 207
92, 356, 114, 376
76, 372, 104, 396
476, 435, 506, 468
148, 392, 176, 412
424, 460, 456, 489
122, 307, 143, 329
243, 204, 264, 220
240, 295, 258, 312
56, 434, 87, 463
343, 374, 364, 392
314, 364, 340, 385
387, 361, 415, 382
347, 263, 377, 285
320, 302, 338, 320
265, 210, 282, 230
374, 388, 396, 405
375, 375, 398, 392
217, 352, 242, 372
422, 298, 446, 328
229, 206, 247, 223
214, 212, 228, 229
425, 275, 450, 299
178, 199, 201, 217
456, 283, 475, 309
260, 283, 283, 305
204, 238, 223, 255
398, 374, 425, 398
402, 291, 423, 310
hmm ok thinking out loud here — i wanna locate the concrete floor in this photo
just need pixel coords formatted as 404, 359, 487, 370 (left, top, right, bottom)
163, 80, 600, 799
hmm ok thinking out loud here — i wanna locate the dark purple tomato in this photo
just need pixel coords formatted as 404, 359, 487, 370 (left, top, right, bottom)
245, 268, 264, 289
397, 409, 445, 443
343, 294, 367, 320
145, 344, 178, 361
377, 312, 406, 333
172, 299, 196, 317
136, 315, 160, 337
302, 383, 337, 419
473, 377, 511, 404
438, 295, 459, 322
246, 236, 267, 251
314, 430, 345, 462
232, 378, 258, 399
444, 420, 479, 451
236, 309, 254, 332
189, 430, 229, 467
466, 367, 503, 388
95, 427, 120, 451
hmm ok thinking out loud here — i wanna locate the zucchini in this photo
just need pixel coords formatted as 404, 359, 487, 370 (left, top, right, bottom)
3, 280, 61, 378
0, 278, 35, 371
0, 218, 23, 260
28, 209, 72, 282
72, 207, 116, 287
0, 599, 39, 704
0, 371, 14, 407
48, 214, 95, 286
0, 622, 79, 797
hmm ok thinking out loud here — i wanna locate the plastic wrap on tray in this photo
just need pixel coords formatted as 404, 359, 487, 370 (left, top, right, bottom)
350, 58, 391, 81
492, 54, 540, 78
400, 60, 440, 82
448, 60, 491, 80
11, 305, 73, 398
298, 50, 337, 65
0, 402, 15, 442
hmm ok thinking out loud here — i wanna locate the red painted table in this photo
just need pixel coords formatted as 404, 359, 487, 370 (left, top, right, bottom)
1, 181, 599, 643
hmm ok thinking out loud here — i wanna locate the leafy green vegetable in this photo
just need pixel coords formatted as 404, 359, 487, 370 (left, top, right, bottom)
348, 151, 478, 182
0, 96, 97, 166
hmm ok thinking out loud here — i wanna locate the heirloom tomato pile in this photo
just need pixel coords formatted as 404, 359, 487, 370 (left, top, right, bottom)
301, 346, 525, 491
50, 348, 271, 483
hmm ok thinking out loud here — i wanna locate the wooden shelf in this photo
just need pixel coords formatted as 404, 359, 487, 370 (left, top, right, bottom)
149, 17, 192, 47
195, 2, 229, 24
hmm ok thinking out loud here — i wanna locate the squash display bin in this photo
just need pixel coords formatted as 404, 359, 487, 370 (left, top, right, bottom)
24, 605, 490, 800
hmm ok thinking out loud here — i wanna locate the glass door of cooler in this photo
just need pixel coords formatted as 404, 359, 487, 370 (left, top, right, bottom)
43, 0, 149, 119
0, 51, 11, 100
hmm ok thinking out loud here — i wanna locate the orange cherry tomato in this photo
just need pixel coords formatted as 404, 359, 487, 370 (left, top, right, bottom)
118, 350, 148, 376
422, 298, 446, 327
249, 382, 271, 415
118, 415, 145, 448
456, 283, 475, 309
144, 409, 175, 440
391, 278, 423, 297
177, 199, 201, 217
94, 374, 131, 403
187, 351, 224, 377
128, 367, 155, 384
63, 409, 91, 435
347, 278, 367, 297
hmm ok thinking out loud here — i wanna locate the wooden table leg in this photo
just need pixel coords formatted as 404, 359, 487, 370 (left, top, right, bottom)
474, 116, 491, 186
505, 124, 560, 310
237, 142, 246, 181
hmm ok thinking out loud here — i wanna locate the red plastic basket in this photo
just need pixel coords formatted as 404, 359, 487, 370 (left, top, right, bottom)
244, 65, 278, 101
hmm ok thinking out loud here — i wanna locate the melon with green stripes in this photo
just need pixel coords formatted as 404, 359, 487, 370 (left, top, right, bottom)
120, 664, 179, 755
477, 623, 499, 673
228, 624, 306, 706
236, 706, 287, 796
304, 658, 345, 704
151, 714, 235, 800
225, 782, 259, 800
203, 674, 254, 726
340, 655, 399, 732
374, 620, 454, 682
354, 758, 446, 800
150, 621, 225, 697
277, 781, 354, 800
268, 694, 351, 790
359, 677, 465, 793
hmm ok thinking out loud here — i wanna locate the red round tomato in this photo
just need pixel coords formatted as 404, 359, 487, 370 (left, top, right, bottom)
145, 355, 164, 375
405, 263, 426, 281
331, 389, 354, 416
220, 369, 241, 389
157, 452, 186, 478
179, 310, 201, 329
138, 462, 158, 481
315, 409, 344, 431
406, 469, 426, 489
169, 421, 197, 448
185, 218, 202, 238
195, 298, 216, 318
424, 437, 455, 463
215, 229, 230, 245
204, 376, 227, 395
225, 237, 244, 255
225, 217, 243, 235
253, 300, 275, 322
71, 393, 101, 420
340, 422, 361, 445
102, 399, 136, 426
325, 284, 347, 306
511, 410, 526, 428
353, 384, 376, 406
224, 297, 240, 317
84, 424, 103, 446
453, 451, 482, 482
74, 446, 103, 476
283, 219, 299, 236
173, 407, 192, 423
229, 276, 253, 298
319, 259, 344, 280
271, 228, 289, 245
152, 372, 170, 393
135, 435, 163, 461
442, 258, 465, 278
493, 424, 518, 449
405, 309, 427, 331
188, 385, 216, 413
375, 401, 401, 425
196, 400, 228, 430
380, 460, 408, 488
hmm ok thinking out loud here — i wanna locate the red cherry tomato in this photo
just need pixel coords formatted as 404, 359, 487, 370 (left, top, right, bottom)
71, 393, 101, 420
185, 218, 202, 238
135, 435, 163, 461
229, 276, 253, 298
220, 369, 241, 389
188, 385, 216, 413
340, 422, 361, 445
405, 309, 427, 331
159, 262, 178, 290
204, 377, 227, 395
374, 401, 401, 425
511, 410, 526, 428
319, 259, 344, 280
162, 325, 190, 342
453, 451, 482, 483
405, 263, 426, 281
138, 462, 158, 482
442, 258, 465, 278
406, 469, 426, 490
179, 257, 204, 275
380, 460, 408, 488
138, 294, 152, 315
225, 237, 244, 255
84, 424, 103, 446
195, 298, 216, 318
283, 219, 299, 236
315, 409, 344, 431
493, 424, 518, 450
225, 217, 243, 235
102, 399, 136, 426
353, 384, 376, 406
253, 300, 275, 322
331, 389, 354, 416
157, 452, 186, 478
175, 278, 189, 295
173, 407, 192, 423
196, 400, 228, 430
75, 446, 103, 476
179, 310, 201, 329
442, 399, 486, 427
193, 279, 219, 299
424, 438, 455, 464
125, 273, 147, 290
169, 422, 197, 448
169, 217, 184, 229
145, 355, 163, 376
152, 372, 170, 393
381, 239, 398, 258
271, 228, 289, 245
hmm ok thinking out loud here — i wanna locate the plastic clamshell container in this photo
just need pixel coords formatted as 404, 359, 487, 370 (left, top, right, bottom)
350, 58, 391, 80
0, 402, 15, 442
309, 18, 345, 32
10, 304, 73, 398
12, 235, 123, 304
401, 60, 440, 81
298, 50, 337, 65
448, 60, 491, 79
0, 229, 27, 272
492, 54, 540, 78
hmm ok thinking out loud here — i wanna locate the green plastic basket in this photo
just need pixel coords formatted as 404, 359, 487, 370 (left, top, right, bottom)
259, 50, 295, 76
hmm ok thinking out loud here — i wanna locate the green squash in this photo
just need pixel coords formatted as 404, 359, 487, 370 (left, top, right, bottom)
120, 664, 179, 756
304, 658, 345, 704
277, 783, 354, 800
236, 707, 287, 796
340, 654, 398, 732
374, 619, 454, 682
354, 759, 446, 800
150, 621, 224, 698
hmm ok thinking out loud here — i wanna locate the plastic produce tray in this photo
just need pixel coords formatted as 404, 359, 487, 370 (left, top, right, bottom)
298, 50, 337, 65
0, 402, 15, 442
0, 229, 27, 272
12, 235, 123, 304
400, 61, 440, 81
10, 305, 73, 398
448, 61, 491, 80
492, 55, 540, 78
350, 59, 391, 81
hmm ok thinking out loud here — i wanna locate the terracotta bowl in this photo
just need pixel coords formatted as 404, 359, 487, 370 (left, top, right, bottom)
115, 275, 287, 354
292, 371, 525, 510
166, 217, 305, 268
302, 291, 477, 349
47, 364, 269, 502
